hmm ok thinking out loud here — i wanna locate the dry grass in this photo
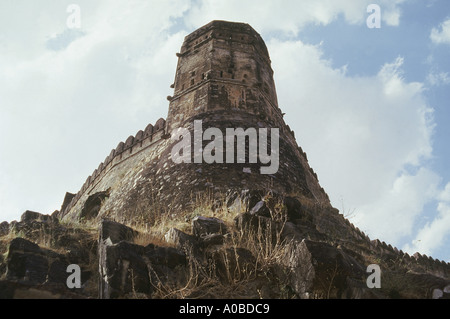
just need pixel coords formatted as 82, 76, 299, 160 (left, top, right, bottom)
1, 189, 298, 299
134, 191, 295, 299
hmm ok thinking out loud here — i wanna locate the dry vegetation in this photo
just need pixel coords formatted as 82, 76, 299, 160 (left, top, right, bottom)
108, 191, 298, 299
3, 190, 434, 299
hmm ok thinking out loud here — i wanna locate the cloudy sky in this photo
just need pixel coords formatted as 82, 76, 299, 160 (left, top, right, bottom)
0, 0, 449, 262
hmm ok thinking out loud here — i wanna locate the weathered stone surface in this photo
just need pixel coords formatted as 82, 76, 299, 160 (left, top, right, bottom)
98, 219, 140, 299
20, 211, 56, 224
432, 289, 444, 299
249, 201, 271, 218
60, 192, 76, 214
7, 215, 95, 267
201, 233, 225, 247
208, 247, 255, 282
281, 239, 366, 299
7, 251, 48, 284
164, 228, 199, 254
234, 212, 278, 241
341, 277, 379, 299
99, 219, 137, 244
5, 237, 76, 288
0, 221, 9, 236
80, 191, 110, 221
99, 241, 150, 299
226, 189, 266, 214
192, 216, 227, 238
283, 196, 305, 221
144, 244, 187, 290
98, 220, 187, 299
280, 222, 304, 242
145, 244, 186, 269
47, 259, 70, 284
8, 237, 41, 254
20, 211, 43, 223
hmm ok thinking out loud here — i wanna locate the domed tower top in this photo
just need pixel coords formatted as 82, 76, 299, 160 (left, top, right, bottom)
166, 20, 281, 132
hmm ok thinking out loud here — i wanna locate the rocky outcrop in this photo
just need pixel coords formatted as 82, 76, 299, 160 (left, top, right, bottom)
0, 211, 97, 299
280, 239, 375, 299
1, 193, 450, 299
2, 236, 94, 298
98, 219, 187, 299
0, 221, 8, 237
192, 216, 228, 238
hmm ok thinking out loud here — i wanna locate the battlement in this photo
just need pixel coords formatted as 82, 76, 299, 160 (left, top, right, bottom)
179, 20, 270, 62
60, 118, 167, 218
340, 217, 450, 278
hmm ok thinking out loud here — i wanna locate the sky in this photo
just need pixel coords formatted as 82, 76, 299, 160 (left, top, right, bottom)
0, 0, 449, 262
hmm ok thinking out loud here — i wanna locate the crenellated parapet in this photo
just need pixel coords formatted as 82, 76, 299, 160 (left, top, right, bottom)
337, 217, 450, 277
60, 118, 167, 218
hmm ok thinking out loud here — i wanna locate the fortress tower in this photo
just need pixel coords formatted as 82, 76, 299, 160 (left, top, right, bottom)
61, 21, 330, 222
166, 21, 280, 132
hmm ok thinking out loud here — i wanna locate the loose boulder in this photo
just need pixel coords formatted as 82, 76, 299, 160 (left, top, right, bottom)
192, 216, 227, 237
99, 219, 137, 244
20, 211, 56, 224
249, 201, 271, 218
281, 239, 367, 299
0, 221, 9, 237
99, 241, 150, 299
165, 228, 198, 251
98, 220, 188, 299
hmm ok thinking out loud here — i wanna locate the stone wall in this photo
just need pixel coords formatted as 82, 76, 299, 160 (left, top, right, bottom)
60, 118, 168, 220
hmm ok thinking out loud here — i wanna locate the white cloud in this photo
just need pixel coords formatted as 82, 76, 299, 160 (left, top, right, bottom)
185, 0, 405, 35
426, 71, 450, 86
430, 18, 450, 44
404, 203, 450, 258
439, 183, 450, 203
356, 168, 440, 244
381, 3, 403, 26
268, 39, 436, 246
0, 0, 190, 219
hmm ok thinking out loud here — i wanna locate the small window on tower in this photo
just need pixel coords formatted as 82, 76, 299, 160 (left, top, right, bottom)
202, 73, 205, 80
191, 79, 195, 86
220, 71, 223, 78
191, 71, 196, 77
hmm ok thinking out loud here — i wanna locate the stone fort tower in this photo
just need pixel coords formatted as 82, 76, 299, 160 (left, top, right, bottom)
166, 20, 279, 132
61, 21, 330, 223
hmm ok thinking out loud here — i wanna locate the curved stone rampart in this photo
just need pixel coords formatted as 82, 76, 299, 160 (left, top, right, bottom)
60, 118, 167, 218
